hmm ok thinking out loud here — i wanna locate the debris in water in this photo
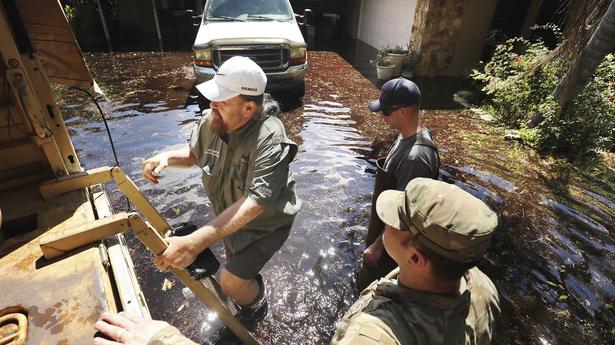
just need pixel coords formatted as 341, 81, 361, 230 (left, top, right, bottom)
162, 278, 174, 291
177, 302, 188, 312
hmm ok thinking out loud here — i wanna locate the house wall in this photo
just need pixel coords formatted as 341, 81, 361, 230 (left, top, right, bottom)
357, 0, 418, 49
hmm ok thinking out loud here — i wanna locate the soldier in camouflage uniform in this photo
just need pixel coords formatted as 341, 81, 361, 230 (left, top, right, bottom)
331, 178, 500, 345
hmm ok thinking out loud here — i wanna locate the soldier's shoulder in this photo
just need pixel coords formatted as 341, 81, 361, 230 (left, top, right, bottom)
333, 312, 400, 345
468, 268, 498, 294
467, 267, 500, 313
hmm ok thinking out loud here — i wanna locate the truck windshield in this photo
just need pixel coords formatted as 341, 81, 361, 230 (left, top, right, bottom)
204, 0, 294, 22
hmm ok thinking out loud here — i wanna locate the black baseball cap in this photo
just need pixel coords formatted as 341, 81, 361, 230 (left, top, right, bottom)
368, 77, 421, 113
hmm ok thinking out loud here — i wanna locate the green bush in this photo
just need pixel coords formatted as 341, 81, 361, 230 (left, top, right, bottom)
471, 38, 615, 155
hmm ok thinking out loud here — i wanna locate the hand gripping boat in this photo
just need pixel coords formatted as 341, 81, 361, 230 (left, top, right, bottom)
0, 1, 258, 344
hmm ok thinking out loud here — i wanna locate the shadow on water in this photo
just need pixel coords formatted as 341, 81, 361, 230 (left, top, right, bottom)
56, 51, 614, 345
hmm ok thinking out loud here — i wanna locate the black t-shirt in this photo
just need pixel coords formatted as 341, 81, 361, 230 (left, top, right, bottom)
383, 128, 439, 190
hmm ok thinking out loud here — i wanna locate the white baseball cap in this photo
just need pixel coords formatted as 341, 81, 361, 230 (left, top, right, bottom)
196, 56, 267, 102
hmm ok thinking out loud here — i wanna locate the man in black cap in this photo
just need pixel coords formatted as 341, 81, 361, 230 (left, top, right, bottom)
358, 77, 439, 290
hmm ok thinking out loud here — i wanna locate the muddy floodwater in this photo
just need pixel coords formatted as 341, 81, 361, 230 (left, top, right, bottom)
57, 51, 614, 345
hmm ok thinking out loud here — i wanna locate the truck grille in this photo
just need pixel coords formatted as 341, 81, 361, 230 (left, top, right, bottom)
213, 45, 289, 73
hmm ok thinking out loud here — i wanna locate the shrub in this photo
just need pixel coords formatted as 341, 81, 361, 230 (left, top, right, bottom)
403, 44, 419, 74
386, 44, 409, 55
531, 56, 615, 153
471, 37, 615, 155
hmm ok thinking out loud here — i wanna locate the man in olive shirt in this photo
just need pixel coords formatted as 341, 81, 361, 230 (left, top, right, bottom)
359, 77, 439, 290
331, 178, 500, 345
141, 56, 301, 324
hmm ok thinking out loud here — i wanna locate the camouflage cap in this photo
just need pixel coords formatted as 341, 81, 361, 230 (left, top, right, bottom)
376, 178, 498, 263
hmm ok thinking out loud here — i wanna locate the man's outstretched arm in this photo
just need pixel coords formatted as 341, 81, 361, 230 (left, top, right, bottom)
141, 145, 196, 184
154, 195, 265, 270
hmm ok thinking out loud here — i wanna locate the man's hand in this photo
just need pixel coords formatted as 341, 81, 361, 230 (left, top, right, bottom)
141, 146, 197, 184
363, 236, 385, 266
142, 155, 169, 184
154, 235, 205, 270
94, 311, 169, 345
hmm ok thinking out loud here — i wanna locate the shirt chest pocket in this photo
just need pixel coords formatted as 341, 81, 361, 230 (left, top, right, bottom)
201, 153, 221, 193
230, 155, 249, 192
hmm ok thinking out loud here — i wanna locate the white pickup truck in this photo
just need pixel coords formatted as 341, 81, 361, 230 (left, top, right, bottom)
192, 0, 310, 97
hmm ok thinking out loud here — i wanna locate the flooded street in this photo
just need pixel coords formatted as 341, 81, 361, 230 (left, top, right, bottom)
57, 51, 614, 344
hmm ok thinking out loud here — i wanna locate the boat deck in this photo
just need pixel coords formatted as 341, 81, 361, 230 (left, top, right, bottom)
0, 183, 117, 344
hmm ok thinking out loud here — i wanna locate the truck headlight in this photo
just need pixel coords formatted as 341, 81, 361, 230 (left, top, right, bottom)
290, 47, 307, 66
194, 49, 213, 68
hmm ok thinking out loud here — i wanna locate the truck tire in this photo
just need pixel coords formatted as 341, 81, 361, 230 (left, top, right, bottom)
293, 82, 305, 98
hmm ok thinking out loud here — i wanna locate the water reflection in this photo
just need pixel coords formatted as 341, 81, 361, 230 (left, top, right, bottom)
256, 99, 373, 344
59, 52, 614, 345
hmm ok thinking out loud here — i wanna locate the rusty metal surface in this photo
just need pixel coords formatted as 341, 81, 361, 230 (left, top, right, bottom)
0, 188, 117, 345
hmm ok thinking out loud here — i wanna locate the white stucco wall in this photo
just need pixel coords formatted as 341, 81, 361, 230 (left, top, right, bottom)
357, 0, 417, 49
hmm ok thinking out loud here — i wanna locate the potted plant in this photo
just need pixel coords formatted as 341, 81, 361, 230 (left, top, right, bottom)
401, 46, 419, 78
384, 44, 408, 76
371, 51, 396, 80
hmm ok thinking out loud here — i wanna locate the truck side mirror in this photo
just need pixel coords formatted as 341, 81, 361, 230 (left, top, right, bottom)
185, 9, 202, 26
303, 9, 314, 26
295, 8, 313, 26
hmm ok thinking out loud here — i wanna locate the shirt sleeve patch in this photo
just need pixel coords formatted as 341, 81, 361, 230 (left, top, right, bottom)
245, 138, 292, 208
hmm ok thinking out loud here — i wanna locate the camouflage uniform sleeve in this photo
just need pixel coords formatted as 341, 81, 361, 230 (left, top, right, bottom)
468, 268, 501, 345
147, 325, 198, 345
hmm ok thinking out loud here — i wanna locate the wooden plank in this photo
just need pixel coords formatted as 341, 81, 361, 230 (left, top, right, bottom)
0, 169, 50, 192
39, 166, 114, 200
39, 166, 170, 235
112, 167, 171, 236
0, 138, 43, 170
39, 212, 133, 259
128, 215, 260, 345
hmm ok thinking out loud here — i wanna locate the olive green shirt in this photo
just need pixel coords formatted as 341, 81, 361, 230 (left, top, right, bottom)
189, 109, 301, 254
330, 267, 500, 345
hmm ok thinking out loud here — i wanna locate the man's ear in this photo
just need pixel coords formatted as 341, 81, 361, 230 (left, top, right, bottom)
407, 246, 427, 268
243, 100, 256, 116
